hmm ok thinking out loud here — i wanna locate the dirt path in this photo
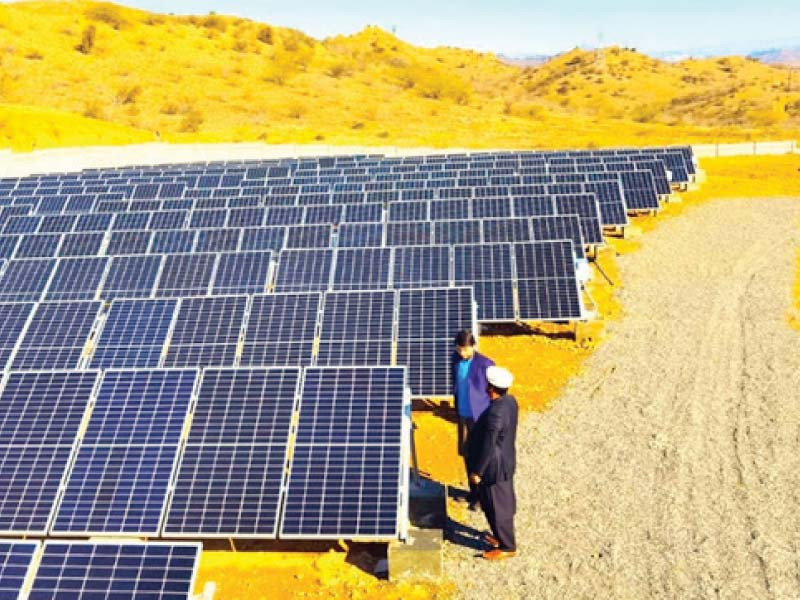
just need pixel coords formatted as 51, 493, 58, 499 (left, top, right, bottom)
444, 197, 800, 599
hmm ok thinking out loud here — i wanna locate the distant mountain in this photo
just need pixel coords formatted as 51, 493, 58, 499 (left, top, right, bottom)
748, 47, 800, 66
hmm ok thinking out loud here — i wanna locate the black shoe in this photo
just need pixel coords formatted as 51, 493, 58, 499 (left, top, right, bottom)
468, 500, 480, 512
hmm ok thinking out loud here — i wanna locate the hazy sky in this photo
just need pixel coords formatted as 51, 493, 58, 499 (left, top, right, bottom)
18, 0, 800, 55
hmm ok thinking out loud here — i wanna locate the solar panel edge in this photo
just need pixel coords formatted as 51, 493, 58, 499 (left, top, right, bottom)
0, 539, 40, 597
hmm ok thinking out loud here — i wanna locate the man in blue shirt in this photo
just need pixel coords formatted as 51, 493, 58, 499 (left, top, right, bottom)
451, 329, 494, 508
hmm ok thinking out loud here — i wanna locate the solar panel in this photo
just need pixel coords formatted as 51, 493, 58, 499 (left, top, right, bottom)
195, 228, 241, 253
228, 207, 265, 228
303, 205, 343, 226
430, 198, 470, 221
274, 249, 333, 293
241, 293, 321, 367
472, 197, 512, 219
31, 542, 200, 599
584, 181, 628, 227
619, 171, 660, 210
342, 203, 383, 223
280, 366, 406, 539
240, 227, 287, 252
331, 247, 391, 291
453, 244, 515, 321
385, 222, 432, 247
317, 291, 394, 365
481, 218, 532, 244
11, 301, 101, 370
285, 225, 332, 249
155, 253, 216, 297
529, 215, 585, 259
0, 371, 99, 534
396, 287, 475, 397
337, 223, 384, 248
106, 230, 152, 256
163, 295, 247, 367
0, 302, 33, 370
91, 299, 178, 369
511, 196, 557, 218
432, 220, 481, 245
74, 213, 112, 233
151, 229, 196, 254
552, 194, 604, 245
164, 368, 300, 536
0, 236, 19, 260
388, 201, 429, 222
210, 250, 271, 295
52, 369, 197, 535
14, 234, 61, 259
391, 245, 451, 289
3, 216, 40, 235
44, 257, 108, 301
514, 241, 583, 321
190, 208, 227, 229
100, 255, 162, 300
112, 211, 150, 231
57, 232, 105, 258
265, 206, 304, 226
39, 215, 77, 234
0, 540, 38, 597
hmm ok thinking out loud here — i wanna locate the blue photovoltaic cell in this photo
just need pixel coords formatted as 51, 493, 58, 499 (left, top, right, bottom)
274, 249, 333, 293
342, 203, 383, 223
281, 367, 405, 538
150, 210, 188, 230
529, 215, 585, 259
388, 201, 428, 222
303, 205, 342, 226
11, 301, 101, 370
100, 255, 162, 300
105, 230, 152, 256
0, 236, 19, 260
391, 246, 451, 289
74, 213, 112, 233
163, 296, 247, 368
514, 241, 583, 321
240, 227, 286, 252
151, 230, 196, 254
0, 371, 98, 534
285, 225, 332, 249
432, 220, 481, 245
228, 207, 265, 228
511, 195, 556, 218
481, 219, 532, 244
190, 209, 227, 229
331, 248, 391, 291
44, 257, 107, 301
265, 206, 304, 226
0, 541, 38, 597
155, 254, 216, 297
30, 542, 200, 600
164, 368, 300, 536
52, 369, 197, 535
337, 223, 384, 248
552, 194, 604, 245
317, 291, 394, 366
57, 232, 104, 258
386, 222, 431, 247
91, 299, 178, 369
112, 211, 150, 231
195, 228, 240, 253
38, 215, 77, 234
241, 293, 320, 367
14, 235, 61, 259
430, 198, 470, 221
0, 302, 34, 369
453, 244, 514, 321
212, 251, 271, 295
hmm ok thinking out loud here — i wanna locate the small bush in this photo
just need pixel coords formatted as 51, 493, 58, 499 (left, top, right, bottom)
83, 100, 104, 119
85, 5, 128, 30
179, 109, 204, 132
256, 26, 273, 45
326, 62, 351, 78
232, 39, 248, 53
24, 50, 43, 60
287, 102, 306, 119
76, 25, 96, 54
202, 15, 227, 32
160, 102, 180, 115
116, 84, 141, 105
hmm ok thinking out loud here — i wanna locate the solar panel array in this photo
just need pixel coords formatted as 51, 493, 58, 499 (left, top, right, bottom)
0, 146, 694, 554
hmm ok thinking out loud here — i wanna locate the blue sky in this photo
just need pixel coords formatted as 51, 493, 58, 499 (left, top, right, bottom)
29, 0, 800, 56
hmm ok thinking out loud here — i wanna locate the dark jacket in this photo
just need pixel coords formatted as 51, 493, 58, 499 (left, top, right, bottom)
467, 393, 518, 486
451, 351, 494, 420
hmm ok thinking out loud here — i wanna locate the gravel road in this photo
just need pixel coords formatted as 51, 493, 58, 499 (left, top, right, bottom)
444, 197, 800, 599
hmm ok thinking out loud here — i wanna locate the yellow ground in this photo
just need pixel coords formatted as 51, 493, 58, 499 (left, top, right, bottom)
1, 1, 800, 151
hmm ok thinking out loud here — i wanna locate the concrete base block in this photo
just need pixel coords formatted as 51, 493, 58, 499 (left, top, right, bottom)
388, 528, 443, 582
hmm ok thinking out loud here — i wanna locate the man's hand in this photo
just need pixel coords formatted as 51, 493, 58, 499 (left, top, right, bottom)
469, 473, 481, 485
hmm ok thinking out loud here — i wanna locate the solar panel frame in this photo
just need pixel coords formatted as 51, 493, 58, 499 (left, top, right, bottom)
391, 245, 451, 289
150, 229, 197, 254
212, 250, 272, 295
513, 240, 584, 322
30, 541, 201, 599
331, 247, 392, 291
155, 253, 217, 298
273, 248, 334, 293
452, 244, 515, 322
0, 540, 39, 598
13, 234, 61, 259
105, 230, 152, 256
0, 302, 35, 370
100, 255, 163, 300
337, 223, 385, 248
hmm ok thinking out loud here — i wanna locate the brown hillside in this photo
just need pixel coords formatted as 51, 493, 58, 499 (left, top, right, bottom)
0, 1, 798, 150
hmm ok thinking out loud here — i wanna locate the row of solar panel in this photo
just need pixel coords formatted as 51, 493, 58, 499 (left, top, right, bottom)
1, 194, 604, 234
0, 287, 475, 397
1, 169, 659, 216
0, 540, 200, 600
1, 147, 693, 191
0, 366, 409, 539
0, 240, 583, 320
0, 216, 590, 266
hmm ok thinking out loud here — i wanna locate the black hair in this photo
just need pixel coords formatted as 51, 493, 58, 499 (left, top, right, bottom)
488, 384, 509, 396
454, 329, 476, 347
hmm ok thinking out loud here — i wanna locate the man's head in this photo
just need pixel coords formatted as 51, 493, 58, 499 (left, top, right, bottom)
454, 329, 476, 361
486, 366, 513, 400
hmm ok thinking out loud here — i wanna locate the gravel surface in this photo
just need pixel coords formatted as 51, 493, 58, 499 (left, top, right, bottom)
443, 197, 800, 599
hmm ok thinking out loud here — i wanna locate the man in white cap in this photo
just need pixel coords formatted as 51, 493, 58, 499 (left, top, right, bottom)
467, 365, 518, 560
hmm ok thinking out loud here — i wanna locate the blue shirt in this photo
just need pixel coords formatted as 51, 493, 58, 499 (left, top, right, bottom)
456, 357, 473, 418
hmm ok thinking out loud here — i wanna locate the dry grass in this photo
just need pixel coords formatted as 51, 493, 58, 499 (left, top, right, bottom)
1, 1, 799, 151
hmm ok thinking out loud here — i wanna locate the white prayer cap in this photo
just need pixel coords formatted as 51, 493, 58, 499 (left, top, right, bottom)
486, 366, 513, 389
